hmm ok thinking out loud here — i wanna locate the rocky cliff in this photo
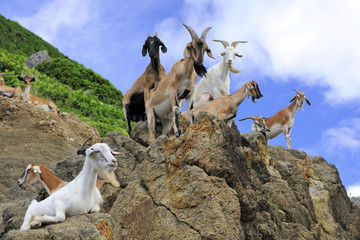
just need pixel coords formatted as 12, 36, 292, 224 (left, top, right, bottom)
1, 96, 359, 239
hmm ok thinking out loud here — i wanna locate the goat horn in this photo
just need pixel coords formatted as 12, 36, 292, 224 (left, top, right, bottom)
77, 137, 93, 156
147, 33, 151, 37
293, 89, 300, 94
213, 40, 229, 48
183, 24, 199, 40
239, 116, 258, 121
231, 41, 247, 48
200, 27, 211, 39
154, 32, 158, 37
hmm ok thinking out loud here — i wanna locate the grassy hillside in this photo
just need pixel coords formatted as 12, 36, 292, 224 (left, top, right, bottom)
0, 15, 127, 136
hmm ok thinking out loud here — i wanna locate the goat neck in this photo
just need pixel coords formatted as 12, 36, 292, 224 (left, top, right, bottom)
36, 165, 67, 194
219, 60, 231, 86
180, 57, 197, 84
22, 81, 31, 101
287, 97, 300, 118
228, 83, 248, 107
149, 54, 162, 81
75, 158, 98, 198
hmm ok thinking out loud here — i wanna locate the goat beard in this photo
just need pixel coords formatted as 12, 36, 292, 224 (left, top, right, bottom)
228, 65, 241, 74
194, 63, 207, 78
98, 169, 120, 187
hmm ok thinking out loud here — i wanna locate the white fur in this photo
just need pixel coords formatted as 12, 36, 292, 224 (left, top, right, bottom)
193, 41, 245, 108
20, 143, 120, 231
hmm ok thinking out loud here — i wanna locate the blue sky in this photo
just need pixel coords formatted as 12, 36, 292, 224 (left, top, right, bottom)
2, 0, 360, 196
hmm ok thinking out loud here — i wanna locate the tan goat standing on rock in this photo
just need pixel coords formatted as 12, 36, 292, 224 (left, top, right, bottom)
122, 33, 167, 135
18, 76, 59, 114
145, 24, 215, 144
0, 73, 23, 99
239, 89, 311, 149
183, 81, 263, 127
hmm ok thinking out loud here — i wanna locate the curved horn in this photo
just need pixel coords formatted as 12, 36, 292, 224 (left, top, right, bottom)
200, 27, 211, 39
154, 32, 158, 37
77, 137, 93, 156
213, 40, 229, 48
293, 89, 301, 94
239, 116, 258, 121
183, 24, 199, 40
231, 41, 247, 48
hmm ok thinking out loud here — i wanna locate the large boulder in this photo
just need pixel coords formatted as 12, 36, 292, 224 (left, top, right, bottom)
25, 50, 51, 68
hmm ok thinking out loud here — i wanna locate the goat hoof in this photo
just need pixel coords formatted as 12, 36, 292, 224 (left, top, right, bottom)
175, 129, 183, 137
31, 221, 42, 228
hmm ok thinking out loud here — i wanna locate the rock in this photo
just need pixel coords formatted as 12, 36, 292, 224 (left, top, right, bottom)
4, 213, 113, 240
2, 106, 360, 239
24, 50, 51, 68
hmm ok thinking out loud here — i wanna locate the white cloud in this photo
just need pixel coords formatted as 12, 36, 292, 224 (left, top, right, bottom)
319, 118, 360, 155
158, 0, 360, 105
347, 183, 360, 197
15, 0, 99, 43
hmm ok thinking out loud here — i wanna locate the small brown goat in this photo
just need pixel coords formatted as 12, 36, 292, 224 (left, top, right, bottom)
0, 73, 22, 99
18, 76, 59, 114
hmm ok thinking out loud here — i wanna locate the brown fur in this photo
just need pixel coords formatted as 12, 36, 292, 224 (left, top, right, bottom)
123, 34, 167, 135
0, 73, 23, 99
265, 101, 296, 128
18, 164, 105, 195
183, 81, 263, 125
18, 76, 59, 114
145, 25, 214, 144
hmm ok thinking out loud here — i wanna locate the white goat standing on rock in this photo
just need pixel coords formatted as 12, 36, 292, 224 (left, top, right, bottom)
20, 138, 120, 231
192, 40, 247, 108
239, 89, 311, 149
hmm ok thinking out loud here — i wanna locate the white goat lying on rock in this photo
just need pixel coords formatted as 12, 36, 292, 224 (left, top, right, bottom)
192, 40, 247, 108
239, 89, 311, 149
20, 138, 120, 231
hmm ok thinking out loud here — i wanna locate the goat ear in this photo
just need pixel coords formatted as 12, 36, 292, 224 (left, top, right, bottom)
33, 166, 41, 174
161, 45, 167, 53
289, 96, 296, 103
235, 53, 243, 58
206, 48, 215, 59
77, 149, 87, 156
246, 82, 254, 89
183, 43, 192, 58
31, 77, 35, 82
142, 44, 148, 57
17, 76, 23, 81
306, 98, 311, 105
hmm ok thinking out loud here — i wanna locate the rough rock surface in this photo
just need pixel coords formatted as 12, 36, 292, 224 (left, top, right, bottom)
1, 97, 360, 239
0, 96, 100, 217
24, 50, 51, 68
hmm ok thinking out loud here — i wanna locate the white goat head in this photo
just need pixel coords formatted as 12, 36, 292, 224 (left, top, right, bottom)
142, 32, 167, 59
183, 24, 215, 77
213, 40, 247, 73
289, 89, 311, 112
77, 138, 120, 187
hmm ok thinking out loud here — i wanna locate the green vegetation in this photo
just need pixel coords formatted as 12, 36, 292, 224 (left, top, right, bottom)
0, 15, 127, 136
0, 15, 63, 58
